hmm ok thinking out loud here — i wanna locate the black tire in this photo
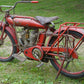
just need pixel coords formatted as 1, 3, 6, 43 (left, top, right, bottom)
0, 29, 17, 62
49, 30, 84, 78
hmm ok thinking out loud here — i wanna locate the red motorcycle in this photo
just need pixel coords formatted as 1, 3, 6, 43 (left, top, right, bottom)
0, 1, 84, 79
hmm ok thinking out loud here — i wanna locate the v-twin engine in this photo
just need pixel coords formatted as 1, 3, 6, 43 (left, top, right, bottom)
19, 27, 38, 48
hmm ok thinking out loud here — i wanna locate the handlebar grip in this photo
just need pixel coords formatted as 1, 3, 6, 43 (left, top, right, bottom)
31, 1, 39, 3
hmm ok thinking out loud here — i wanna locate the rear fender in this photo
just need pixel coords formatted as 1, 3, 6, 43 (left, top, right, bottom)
47, 27, 84, 59
54, 27, 84, 35
47, 27, 84, 46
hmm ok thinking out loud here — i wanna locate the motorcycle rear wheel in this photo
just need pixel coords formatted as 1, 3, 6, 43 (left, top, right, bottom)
49, 31, 84, 78
0, 29, 17, 62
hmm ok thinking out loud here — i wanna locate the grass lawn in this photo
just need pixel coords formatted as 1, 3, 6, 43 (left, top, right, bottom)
0, 0, 84, 84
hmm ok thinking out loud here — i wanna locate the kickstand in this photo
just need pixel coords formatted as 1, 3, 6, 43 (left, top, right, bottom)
55, 58, 65, 80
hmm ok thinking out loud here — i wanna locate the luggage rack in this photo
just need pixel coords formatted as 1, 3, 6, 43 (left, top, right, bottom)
60, 22, 84, 29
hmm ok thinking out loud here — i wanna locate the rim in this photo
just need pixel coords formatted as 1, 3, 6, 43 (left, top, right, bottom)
0, 32, 13, 59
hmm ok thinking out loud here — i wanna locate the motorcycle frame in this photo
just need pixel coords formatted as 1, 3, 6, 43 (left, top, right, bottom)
39, 22, 84, 59
0, 16, 84, 61
24, 22, 84, 61
0, 1, 84, 61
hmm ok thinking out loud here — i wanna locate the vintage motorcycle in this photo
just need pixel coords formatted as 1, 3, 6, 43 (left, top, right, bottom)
0, 1, 84, 79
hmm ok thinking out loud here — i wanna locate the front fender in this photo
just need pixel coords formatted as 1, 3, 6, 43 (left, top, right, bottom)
0, 22, 18, 43
5, 26, 19, 52
5, 26, 17, 44
0, 22, 19, 52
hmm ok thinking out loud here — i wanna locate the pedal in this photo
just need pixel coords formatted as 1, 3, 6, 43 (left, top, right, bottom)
36, 62, 44, 67
12, 54, 26, 62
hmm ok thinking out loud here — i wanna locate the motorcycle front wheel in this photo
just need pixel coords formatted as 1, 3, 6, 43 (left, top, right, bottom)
0, 29, 17, 62
49, 31, 84, 78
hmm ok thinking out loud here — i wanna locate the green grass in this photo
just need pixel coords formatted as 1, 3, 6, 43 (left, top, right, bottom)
0, 0, 84, 84
0, 0, 84, 22
0, 60, 84, 84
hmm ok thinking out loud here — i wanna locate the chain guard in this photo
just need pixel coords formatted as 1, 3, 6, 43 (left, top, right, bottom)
24, 46, 43, 60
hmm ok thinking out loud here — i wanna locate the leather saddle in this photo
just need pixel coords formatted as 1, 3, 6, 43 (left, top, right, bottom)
35, 16, 59, 25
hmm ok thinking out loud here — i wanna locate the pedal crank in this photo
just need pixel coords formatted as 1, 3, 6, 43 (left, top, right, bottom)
34, 54, 44, 67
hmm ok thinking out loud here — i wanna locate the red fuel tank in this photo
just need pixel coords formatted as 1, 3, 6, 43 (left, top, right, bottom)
6, 15, 45, 29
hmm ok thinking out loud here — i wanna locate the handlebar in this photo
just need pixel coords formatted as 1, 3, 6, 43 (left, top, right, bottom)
0, 1, 38, 13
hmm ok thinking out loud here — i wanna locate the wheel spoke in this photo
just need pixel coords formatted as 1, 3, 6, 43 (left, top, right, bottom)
64, 61, 70, 69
